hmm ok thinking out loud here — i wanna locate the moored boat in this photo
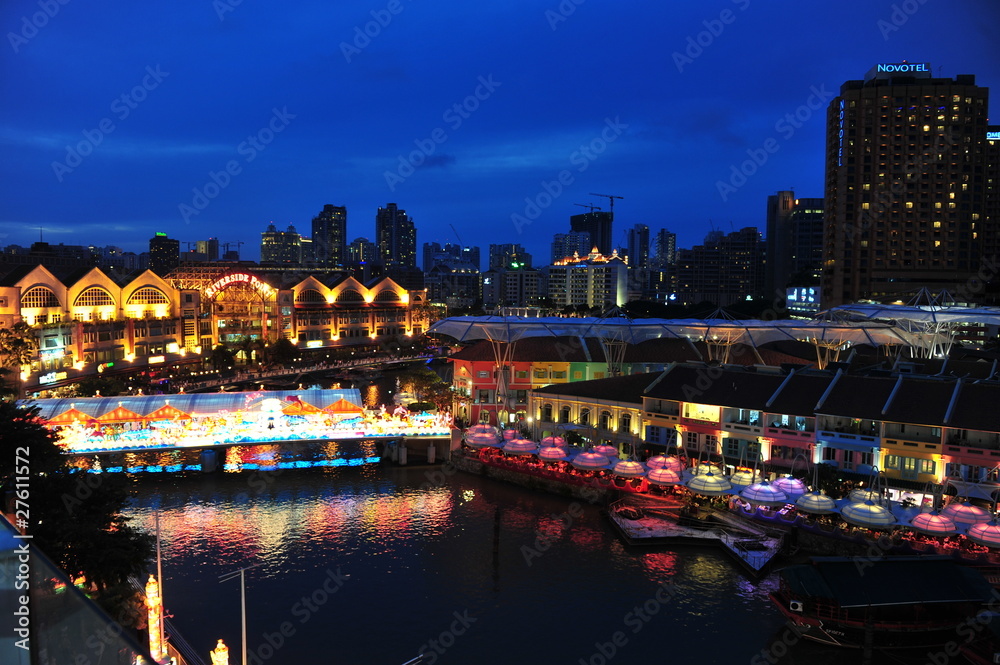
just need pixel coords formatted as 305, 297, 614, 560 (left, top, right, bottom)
769, 555, 996, 649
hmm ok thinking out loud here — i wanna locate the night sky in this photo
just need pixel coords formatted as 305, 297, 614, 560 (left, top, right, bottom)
2, 0, 998, 265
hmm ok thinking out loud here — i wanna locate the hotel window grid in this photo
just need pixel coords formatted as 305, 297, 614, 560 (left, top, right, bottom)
126, 287, 169, 305
74, 287, 115, 307
21, 286, 60, 308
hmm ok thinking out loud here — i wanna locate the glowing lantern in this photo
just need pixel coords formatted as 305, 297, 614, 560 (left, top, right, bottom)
145, 574, 165, 663
210, 639, 230, 665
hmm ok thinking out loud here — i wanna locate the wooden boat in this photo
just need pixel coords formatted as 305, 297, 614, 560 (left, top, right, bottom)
769, 556, 996, 649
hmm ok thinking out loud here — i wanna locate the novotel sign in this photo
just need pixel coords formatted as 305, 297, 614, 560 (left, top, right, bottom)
865, 62, 932, 81
204, 272, 275, 299
988, 131, 1000, 142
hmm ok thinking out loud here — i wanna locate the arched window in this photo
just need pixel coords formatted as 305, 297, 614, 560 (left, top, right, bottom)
336, 289, 364, 303
126, 287, 169, 305
374, 290, 400, 302
560, 406, 571, 424
541, 404, 553, 422
21, 286, 60, 308
600, 410, 612, 430
580, 408, 590, 425
295, 289, 326, 304
619, 413, 632, 433
74, 287, 115, 307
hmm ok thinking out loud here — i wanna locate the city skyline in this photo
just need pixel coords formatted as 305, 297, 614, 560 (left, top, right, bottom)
2, 2, 998, 262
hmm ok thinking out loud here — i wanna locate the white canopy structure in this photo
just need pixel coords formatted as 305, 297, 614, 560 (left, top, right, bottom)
427, 315, 924, 370
821, 289, 1000, 358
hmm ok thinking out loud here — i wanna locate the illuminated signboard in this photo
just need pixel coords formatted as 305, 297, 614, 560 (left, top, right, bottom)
40, 371, 68, 384
204, 273, 275, 299
988, 131, 1000, 141
786, 287, 820, 314
865, 62, 932, 82
837, 99, 845, 167
148, 355, 165, 364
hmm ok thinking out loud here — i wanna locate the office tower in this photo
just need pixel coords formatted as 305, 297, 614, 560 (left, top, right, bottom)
544, 250, 628, 309
551, 231, 592, 263
488, 243, 532, 271
765, 191, 795, 297
674, 228, 765, 306
423, 242, 481, 271
375, 203, 416, 268
789, 198, 825, 286
823, 62, 997, 307
348, 237, 377, 266
149, 233, 180, 276
425, 261, 482, 309
569, 211, 613, 256
260, 223, 302, 264
652, 229, 677, 269
196, 238, 219, 261
312, 204, 347, 268
626, 224, 650, 268
482, 264, 541, 308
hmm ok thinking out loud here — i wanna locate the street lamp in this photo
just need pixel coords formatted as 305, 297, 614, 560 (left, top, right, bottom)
219, 562, 263, 665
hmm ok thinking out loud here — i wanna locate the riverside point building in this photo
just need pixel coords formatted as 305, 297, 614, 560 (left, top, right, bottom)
0, 262, 430, 395
822, 62, 998, 307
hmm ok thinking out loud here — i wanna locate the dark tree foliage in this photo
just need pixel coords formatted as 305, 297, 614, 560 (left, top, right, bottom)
0, 400, 154, 626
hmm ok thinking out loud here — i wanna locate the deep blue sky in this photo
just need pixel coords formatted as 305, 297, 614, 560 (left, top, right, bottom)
2, 0, 998, 264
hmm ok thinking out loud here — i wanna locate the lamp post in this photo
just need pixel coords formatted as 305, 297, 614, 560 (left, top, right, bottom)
219, 563, 263, 665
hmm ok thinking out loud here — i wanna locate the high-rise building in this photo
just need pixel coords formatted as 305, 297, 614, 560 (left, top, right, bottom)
488, 243, 531, 271
196, 238, 219, 261
766, 192, 825, 296
823, 63, 998, 307
375, 203, 416, 268
425, 261, 482, 309
543, 248, 628, 309
423, 242, 480, 271
626, 224, 650, 268
765, 191, 795, 297
550, 231, 591, 264
652, 229, 677, 269
482, 264, 541, 308
348, 237, 377, 266
570, 211, 613, 256
674, 228, 765, 307
260, 223, 302, 264
312, 204, 347, 268
149, 233, 180, 276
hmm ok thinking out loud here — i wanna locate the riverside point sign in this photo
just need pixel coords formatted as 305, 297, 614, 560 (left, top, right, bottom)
204, 272, 275, 299
865, 62, 932, 81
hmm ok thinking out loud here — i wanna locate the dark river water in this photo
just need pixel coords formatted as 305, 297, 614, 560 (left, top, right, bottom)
122, 462, 944, 665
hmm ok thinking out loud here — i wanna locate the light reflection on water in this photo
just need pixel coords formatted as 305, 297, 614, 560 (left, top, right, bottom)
126, 466, 874, 664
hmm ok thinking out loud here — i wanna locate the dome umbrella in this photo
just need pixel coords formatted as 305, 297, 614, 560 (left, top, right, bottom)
646, 455, 683, 473
646, 468, 682, 487
502, 438, 538, 455
570, 452, 612, 470
729, 468, 763, 489
686, 471, 733, 497
612, 460, 647, 478
941, 501, 992, 526
772, 476, 808, 499
849, 489, 881, 504
740, 481, 788, 507
796, 491, 838, 515
464, 431, 503, 448
540, 435, 567, 448
538, 446, 569, 462
908, 510, 958, 537
592, 445, 619, 458
840, 500, 896, 530
967, 520, 1000, 548
501, 429, 519, 441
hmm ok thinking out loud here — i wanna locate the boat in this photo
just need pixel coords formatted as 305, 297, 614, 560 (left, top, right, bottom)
769, 555, 996, 649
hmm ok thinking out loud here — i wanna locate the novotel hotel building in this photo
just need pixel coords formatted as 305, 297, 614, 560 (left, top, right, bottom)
0, 263, 431, 396
822, 62, 1000, 308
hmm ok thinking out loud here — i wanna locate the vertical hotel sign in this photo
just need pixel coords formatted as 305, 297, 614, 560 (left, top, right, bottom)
837, 99, 845, 167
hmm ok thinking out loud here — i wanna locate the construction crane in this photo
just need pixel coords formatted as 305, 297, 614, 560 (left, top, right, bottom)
448, 223, 465, 246
574, 203, 602, 213
588, 193, 624, 218
221, 241, 244, 260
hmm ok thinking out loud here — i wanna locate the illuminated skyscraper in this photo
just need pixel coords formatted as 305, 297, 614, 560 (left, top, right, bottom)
375, 203, 416, 268
822, 62, 997, 306
312, 204, 347, 268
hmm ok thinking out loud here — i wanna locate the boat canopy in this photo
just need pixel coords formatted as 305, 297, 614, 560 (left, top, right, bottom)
781, 556, 995, 608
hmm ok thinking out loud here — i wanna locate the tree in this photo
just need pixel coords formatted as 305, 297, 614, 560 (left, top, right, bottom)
209, 344, 236, 370
0, 398, 154, 625
0, 321, 38, 396
233, 335, 264, 366
265, 337, 299, 367
397, 365, 453, 411
74, 375, 126, 397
